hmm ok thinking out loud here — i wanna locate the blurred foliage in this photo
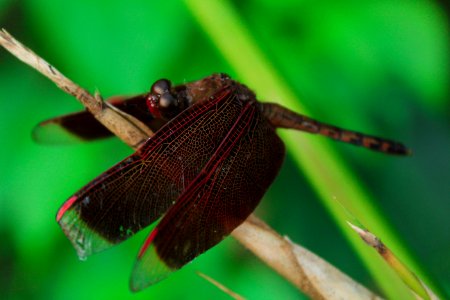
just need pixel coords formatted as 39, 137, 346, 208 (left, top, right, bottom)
0, 0, 448, 299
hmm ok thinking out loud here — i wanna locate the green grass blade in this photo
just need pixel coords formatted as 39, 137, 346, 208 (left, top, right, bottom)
183, 0, 441, 298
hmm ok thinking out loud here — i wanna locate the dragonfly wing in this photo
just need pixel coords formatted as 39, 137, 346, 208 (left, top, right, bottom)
130, 99, 285, 290
57, 87, 253, 260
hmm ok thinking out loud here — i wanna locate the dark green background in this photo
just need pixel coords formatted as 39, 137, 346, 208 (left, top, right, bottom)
0, 1, 448, 299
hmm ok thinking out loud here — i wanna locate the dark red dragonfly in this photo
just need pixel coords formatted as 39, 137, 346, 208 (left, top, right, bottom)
35, 73, 410, 291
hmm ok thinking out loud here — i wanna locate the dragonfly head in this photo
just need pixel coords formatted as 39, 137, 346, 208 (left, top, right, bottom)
146, 79, 186, 120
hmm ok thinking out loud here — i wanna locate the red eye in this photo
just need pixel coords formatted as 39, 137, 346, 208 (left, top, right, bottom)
146, 94, 162, 119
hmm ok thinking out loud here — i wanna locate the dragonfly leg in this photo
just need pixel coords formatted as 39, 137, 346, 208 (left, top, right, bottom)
261, 102, 411, 155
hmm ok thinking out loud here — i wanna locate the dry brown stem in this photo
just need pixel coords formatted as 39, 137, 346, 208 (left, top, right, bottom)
0, 28, 383, 299
234, 215, 382, 299
348, 223, 438, 300
0, 29, 152, 149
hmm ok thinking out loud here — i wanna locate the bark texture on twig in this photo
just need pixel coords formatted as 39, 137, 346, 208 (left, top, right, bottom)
1, 28, 383, 299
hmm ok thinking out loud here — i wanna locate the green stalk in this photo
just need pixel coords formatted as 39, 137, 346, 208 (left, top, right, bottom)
184, 0, 439, 299
348, 222, 433, 300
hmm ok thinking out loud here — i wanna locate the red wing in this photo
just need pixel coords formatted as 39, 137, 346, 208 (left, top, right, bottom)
57, 87, 250, 260
130, 101, 286, 290
33, 95, 166, 144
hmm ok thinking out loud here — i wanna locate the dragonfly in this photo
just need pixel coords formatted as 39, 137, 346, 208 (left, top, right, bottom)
34, 73, 410, 291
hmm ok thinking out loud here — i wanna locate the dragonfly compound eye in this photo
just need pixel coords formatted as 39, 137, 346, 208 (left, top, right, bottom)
151, 79, 171, 96
159, 93, 179, 118
146, 79, 182, 120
